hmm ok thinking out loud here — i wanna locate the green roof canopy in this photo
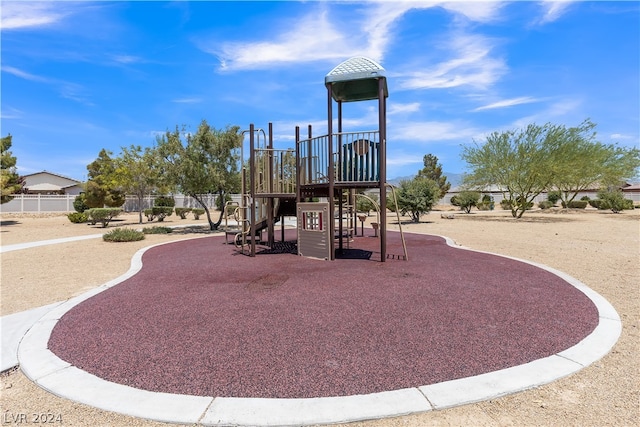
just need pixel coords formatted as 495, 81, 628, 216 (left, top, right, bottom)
325, 56, 388, 102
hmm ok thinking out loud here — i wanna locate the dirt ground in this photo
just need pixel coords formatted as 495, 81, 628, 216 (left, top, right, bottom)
1, 208, 638, 426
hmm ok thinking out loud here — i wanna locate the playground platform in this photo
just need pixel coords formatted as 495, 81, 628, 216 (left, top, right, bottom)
17, 229, 620, 426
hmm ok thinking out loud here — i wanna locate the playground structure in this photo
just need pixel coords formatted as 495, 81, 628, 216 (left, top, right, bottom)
230, 56, 406, 261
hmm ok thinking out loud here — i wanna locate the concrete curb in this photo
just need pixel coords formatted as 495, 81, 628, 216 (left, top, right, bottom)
18, 234, 621, 426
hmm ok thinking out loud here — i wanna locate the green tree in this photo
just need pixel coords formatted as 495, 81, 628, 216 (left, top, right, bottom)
393, 176, 440, 222
417, 154, 450, 199
461, 123, 563, 218
113, 145, 165, 224
450, 190, 480, 213
1, 134, 24, 203
85, 149, 126, 208
597, 187, 629, 214
549, 120, 640, 207
156, 121, 242, 230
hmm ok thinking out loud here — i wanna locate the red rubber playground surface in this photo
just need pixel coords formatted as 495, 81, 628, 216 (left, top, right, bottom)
48, 230, 599, 399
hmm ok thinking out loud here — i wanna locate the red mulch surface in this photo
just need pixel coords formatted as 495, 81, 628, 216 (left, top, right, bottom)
48, 230, 598, 398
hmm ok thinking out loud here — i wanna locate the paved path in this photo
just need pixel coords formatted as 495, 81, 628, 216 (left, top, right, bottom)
4, 230, 622, 426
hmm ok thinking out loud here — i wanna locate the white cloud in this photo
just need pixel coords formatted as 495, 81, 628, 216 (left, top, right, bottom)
397, 33, 507, 91
473, 96, 542, 111
535, 1, 575, 25
392, 120, 482, 143
0, 2, 70, 30
1, 66, 49, 82
2, 66, 92, 106
0, 106, 23, 120
439, 1, 506, 23
111, 55, 144, 65
172, 98, 203, 104
610, 133, 633, 140
205, 2, 508, 72
209, 9, 356, 71
388, 102, 421, 115
509, 98, 584, 129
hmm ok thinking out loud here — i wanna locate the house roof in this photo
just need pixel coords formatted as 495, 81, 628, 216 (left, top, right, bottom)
21, 170, 81, 184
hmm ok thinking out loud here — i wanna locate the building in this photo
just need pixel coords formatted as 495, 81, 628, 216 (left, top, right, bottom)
21, 171, 83, 195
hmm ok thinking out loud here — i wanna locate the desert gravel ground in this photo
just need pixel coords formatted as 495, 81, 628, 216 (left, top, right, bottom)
1, 208, 638, 426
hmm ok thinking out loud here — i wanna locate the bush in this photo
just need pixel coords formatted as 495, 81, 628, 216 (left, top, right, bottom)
175, 207, 192, 219
500, 199, 512, 210
144, 208, 156, 221
152, 206, 173, 221
588, 199, 604, 209
73, 194, 89, 213
477, 194, 494, 210
67, 212, 88, 223
142, 226, 173, 234
547, 191, 561, 205
355, 193, 378, 214
143, 207, 173, 222
103, 228, 145, 242
154, 195, 175, 207
87, 208, 122, 227
538, 200, 554, 210
450, 191, 480, 213
567, 200, 588, 209
192, 208, 205, 220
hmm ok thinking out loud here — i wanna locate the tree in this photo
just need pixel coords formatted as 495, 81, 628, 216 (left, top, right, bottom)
548, 119, 640, 207
85, 149, 126, 208
450, 191, 480, 213
1, 134, 24, 203
461, 123, 563, 218
417, 154, 450, 199
156, 120, 242, 230
113, 145, 165, 224
393, 176, 440, 222
597, 187, 629, 214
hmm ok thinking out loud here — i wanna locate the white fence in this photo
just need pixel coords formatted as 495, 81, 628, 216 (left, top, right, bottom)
0, 194, 76, 213
0, 194, 240, 214
1, 190, 637, 214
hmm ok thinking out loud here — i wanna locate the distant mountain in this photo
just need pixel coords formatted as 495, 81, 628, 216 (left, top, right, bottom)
388, 172, 464, 189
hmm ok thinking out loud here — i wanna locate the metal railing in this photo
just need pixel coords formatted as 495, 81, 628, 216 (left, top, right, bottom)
297, 131, 380, 186
252, 148, 296, 195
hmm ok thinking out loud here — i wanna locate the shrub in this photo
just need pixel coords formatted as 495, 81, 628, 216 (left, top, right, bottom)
152, 206, 173, 222
73, 194, 89, 213
597, 188, 628, 213
142, 226, 173, 234
87, 208, 122, 227
500, 199, 511, 210
567, 200, 588, 209
546, 191, 561, 205
450, 191, 480, 213
67, 212, 88, 223
192, 208, 205, 220
588, 199, 604, 209
538, 200, 554, 210
580, 195, 591, 201
477, 194, 494, 210
143, 208, 156, 221
356, 194, 378, 214
154, 195, 175, 207
175, 207, 192, 219
103, 228, 145, 242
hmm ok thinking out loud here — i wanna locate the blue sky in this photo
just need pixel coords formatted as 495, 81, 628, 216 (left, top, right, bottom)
1, 1, 639, 182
